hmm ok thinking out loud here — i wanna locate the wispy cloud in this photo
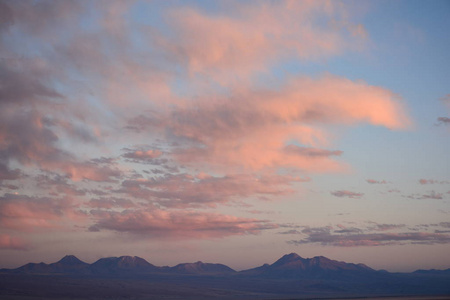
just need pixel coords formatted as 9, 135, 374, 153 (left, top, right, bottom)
366, 179, 388, 184
419, 179, 450, 185
419, 191, 444, 200
437, 117, 450, 125
331, 190, 364, 199
405, 191, 445, 200
122, 148, 164, 164
289, 231, 450, 247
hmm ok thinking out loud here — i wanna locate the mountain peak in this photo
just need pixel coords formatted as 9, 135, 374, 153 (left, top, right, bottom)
285, 253, 301, 259
310, 256, 331, 263
171, 261, 235, 274
274, 253, 303, 263
117, 256, 153, 268
118, 255, 138, 261
90, 256, 156, 273
270, 253, 307, 270
57, 255, 86, 265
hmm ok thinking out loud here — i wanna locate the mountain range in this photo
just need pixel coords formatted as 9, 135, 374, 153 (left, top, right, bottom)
2, 252, 382, 277
1, 253, 449, 299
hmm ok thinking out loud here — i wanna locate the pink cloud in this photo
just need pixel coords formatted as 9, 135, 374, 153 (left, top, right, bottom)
130, 75, 409, 173
0, 1, 410, 188
0, 194, 86, 231
0, 1, 417, 249
161, 1, 367, 82
331, 190, 364, 199
0, 234, 29, 251
89, 209, 277, 239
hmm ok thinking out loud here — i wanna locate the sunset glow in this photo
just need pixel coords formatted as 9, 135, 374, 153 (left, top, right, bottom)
0, 0, 449, 273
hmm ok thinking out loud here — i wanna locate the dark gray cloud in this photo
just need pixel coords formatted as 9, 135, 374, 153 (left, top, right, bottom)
331, 190, 363, 199
86, 197, 136, 209
437, 117, 450, 125
289, 231, 450, 247
0, 163, 22, 181
366, 223, 405, 231
121, 147, 166, 165
36, 174, 87, 196
420, 191, 444, 200
286, 222, 450, 247
283, 145, 343, 157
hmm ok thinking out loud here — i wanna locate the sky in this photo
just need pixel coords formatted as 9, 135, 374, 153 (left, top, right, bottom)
0, 0, 449, 272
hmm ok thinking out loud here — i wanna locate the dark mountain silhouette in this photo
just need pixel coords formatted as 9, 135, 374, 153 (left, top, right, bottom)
238, 263, 270, 276
240, 252, 374, 278
1, 253, 449, 299
48, 255, 90, 273
170, 261, 236, 274
57, 255, 85, 264
90, 256, 158, 274
2, 253, 450, 298
13, 254, 89, 274
14, 262, 52, 274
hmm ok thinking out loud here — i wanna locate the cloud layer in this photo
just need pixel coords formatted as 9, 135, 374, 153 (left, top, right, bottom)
287, 222, 450, 247
0, 1, 413, 251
